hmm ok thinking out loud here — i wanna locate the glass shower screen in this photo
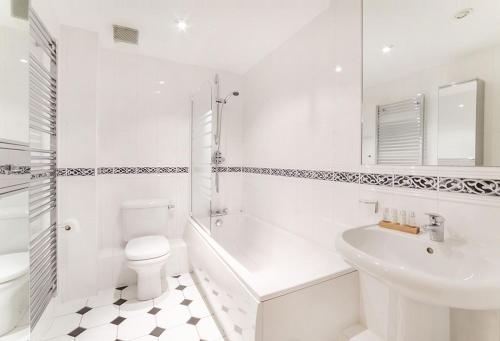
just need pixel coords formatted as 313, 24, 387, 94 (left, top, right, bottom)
190, 80, 214, 232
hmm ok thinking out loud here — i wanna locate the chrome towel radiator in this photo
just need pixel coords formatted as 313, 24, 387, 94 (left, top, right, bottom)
29, 8, 58, 329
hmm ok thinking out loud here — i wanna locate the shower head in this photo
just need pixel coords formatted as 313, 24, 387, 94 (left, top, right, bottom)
217, 91, 240, 104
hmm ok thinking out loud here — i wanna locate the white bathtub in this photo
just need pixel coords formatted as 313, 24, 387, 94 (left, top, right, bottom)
184, 214, 360, 341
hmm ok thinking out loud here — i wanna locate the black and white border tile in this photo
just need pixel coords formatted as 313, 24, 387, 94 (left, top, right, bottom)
439, 177, 500, 196
56, 167, 190, 176
240, 167, 500, 197
54, 165, 500, 197
56, 168, 95, 176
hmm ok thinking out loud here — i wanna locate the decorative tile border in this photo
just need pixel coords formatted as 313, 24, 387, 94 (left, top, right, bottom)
56, 167, 189, 176
439, 177, 500, 196
97, 167, 189, 175
54, 165, 500, 197
393, 174, 438, 191
0, 165, 31, 175
360, 173, 393, 186
56, 168, 95, 176
240, 166, 500, 197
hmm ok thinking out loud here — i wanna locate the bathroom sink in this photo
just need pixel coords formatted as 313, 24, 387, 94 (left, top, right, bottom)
335, 225, 500, 310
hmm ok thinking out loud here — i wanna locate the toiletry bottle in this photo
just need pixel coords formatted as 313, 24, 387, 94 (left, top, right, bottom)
383, 208, 390, 222
408, 211, 416, 227
391, 208, 399, 224
399, 209, 407, 225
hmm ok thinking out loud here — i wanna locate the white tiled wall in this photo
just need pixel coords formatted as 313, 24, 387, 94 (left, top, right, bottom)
57, 26, 99, 301
239, 0, 500, 339
56, 25, 244, 300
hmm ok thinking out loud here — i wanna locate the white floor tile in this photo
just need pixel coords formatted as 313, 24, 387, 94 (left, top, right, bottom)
178, 273, 195, 286
133, 336, 158, 341
87, 289, 120, 308
76, 324, 117, 341
54, 298, 88, 316
183, 286, 204, 301
188, 299, 211, 318
156, 305, 191, 330
117, 313, 156, 341
166, 276, 179, 290
159, 324, 199, 341
43, 336, 74, 341
80, 305, 120, 328
154, 289, 184, 309
43, 313, 82, 340
45, 272, 223, 341
197, 316, 224, 341
119, 299, 154, 318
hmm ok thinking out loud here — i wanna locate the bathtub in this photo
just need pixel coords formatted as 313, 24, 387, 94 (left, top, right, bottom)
184, 214, 360, 341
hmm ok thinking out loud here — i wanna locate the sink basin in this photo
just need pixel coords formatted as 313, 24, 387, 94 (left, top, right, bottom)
336, 225, 500, 310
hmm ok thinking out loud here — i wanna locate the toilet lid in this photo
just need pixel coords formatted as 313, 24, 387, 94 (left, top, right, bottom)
0, 252, 29, 284
125, 235, 170, 261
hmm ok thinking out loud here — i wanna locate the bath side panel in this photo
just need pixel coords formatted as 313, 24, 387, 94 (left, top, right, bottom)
261, 272, 360, 341
185, 221, 261, 341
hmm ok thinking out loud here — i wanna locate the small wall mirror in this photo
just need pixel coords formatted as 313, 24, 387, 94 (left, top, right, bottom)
362, 0, 500, 167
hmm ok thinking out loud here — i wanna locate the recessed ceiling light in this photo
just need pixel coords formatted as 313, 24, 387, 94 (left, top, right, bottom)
335, 65, 343, 73
19, 58, 28, 63
454, 8, 473, 20
176, 19, 188, 32
158, 80, 165, 85
154, 90, 161, 94
458, 104, 465, 108
382, 45, 394, 54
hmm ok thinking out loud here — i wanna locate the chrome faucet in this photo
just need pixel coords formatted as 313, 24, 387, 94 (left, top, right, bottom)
422, 213, 445, 242
210, 208, 228, 217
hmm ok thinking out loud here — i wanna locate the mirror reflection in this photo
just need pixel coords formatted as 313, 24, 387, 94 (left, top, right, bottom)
0, 0, 30, 338
362, 0, 500, 166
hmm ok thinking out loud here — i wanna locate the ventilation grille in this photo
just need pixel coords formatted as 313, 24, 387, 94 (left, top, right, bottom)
113, 25, 139, 44
11, 0, 29, 20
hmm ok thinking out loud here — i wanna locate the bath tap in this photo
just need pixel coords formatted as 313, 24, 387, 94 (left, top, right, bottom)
210, 208, 228, 217
422, 213, 445, 242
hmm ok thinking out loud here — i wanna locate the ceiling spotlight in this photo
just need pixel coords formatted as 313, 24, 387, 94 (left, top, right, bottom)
335, 65, 343, 73
19, 58, 28, 63
454, 8, 473, 20
458, 104, 465, 108
158, 80, 165, 85
176, 19, 188, 32
382, 45, 394, 54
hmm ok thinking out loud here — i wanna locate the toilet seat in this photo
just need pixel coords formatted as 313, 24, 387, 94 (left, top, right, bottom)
125, 235, 170, 261
0, 252, 28, 284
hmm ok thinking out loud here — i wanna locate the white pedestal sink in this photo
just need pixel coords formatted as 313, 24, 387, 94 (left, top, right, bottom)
336, 225, 500, 310
336, 225, 500, 341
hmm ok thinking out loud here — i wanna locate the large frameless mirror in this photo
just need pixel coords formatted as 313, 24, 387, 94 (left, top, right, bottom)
0, 0, 31, 339
362, 0, 500, 166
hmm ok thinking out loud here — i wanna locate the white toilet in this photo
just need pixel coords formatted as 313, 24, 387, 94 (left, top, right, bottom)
0, 252, 28, 336
121, 199, 171, 301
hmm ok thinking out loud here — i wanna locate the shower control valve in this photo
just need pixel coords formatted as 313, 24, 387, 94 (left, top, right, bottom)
212, 151, 225, 165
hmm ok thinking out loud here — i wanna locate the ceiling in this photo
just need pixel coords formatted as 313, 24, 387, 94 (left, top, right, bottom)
32, 0, 330, 75
364, 0, 500, 87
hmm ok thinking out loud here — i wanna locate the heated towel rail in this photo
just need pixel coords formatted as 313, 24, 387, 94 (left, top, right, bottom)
376, 94, 425, 165
29, 8, 58, 329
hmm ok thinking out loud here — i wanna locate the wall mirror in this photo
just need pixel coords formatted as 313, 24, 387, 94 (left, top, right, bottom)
362, 0, 500, 166
0, 0, 30, 338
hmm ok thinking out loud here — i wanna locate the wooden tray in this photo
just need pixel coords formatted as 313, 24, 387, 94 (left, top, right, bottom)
379, 220, 420, 234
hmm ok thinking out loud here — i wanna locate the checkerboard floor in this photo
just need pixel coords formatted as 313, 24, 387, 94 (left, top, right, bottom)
42, 273, 224, 341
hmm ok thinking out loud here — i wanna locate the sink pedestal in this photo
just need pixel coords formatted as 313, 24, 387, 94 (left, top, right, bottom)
360, 272, 449, 341
360, 273, 500, 341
